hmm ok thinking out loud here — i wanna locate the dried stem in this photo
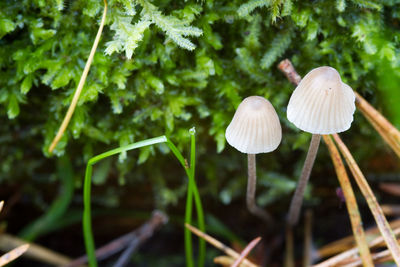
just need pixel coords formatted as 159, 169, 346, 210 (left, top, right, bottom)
318, 219, 400, 258
287, 134, 321, 226
113, 211, 167, 267
185, 224, 259, 267
278, 59, 302, 85
355, 92, 400, 144
343, 249, 391, 267
313, 227, 400, 267
231, 237, 262, 267
48, 0, 108, 153
332, 133, 400, 266
214, 256, 253, 267
382, 205, 400, 216
323, 135, 373, 267
247, 154, 273, 224
358, 105, 400, 157
0, 234, 71, 266
66, 211, 168, 267
379, 183, 400, 197
0, 244, 29, 267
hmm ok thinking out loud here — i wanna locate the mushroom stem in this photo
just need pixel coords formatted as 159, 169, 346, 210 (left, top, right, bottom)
247, 154, 273, 223
287, 134, 321, 226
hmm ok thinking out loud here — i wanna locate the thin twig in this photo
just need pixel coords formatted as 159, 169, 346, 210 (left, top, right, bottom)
49, 0, 108, 153
112, 239, 141, 267
0, 234, 71, 266
317, 218, 400, 258
379, 183, 400, 197
314, 227, 400, 267
185, 224, 259, 267
357, 103, 400, 157
277, 59, 302, 85
323, 135, 373, 267
382, 205, 400, 216
113, 211, 168, 267
214, 256, 246, 266
355, 92, 400, 145
0, 244, 29, 267
231, 237, 261, 267
342, 249, 391, 267
65, 211, 168, 267
332, 133, 400, 266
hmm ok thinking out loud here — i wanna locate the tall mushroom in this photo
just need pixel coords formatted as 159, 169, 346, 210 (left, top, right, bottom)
226, 96, 282, 223
286, 66, 356, 226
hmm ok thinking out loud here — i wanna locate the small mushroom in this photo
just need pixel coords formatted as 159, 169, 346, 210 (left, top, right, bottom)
286, 66, 356, 226
226, 96, 282, 223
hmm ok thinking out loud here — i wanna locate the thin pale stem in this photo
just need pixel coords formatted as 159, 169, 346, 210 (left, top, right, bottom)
287, 134, 321, 226
247, 154, 273, 224
48, 0, 108, 153
0, 244, 29, 267
231, 237, 261, 267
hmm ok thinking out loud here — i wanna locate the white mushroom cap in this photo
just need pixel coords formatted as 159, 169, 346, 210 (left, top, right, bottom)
225, 96, 282, 154
287, 66, 356, 134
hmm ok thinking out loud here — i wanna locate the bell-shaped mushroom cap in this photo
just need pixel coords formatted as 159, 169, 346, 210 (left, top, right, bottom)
287, 66, 356, 134
225, 96, 282, 154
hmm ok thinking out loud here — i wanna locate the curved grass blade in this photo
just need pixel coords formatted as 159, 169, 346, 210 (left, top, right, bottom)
188, 128, 206, 267
83, 135, 205, 267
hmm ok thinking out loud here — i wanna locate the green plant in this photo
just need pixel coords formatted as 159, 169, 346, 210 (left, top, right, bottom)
83, 130, 204, 267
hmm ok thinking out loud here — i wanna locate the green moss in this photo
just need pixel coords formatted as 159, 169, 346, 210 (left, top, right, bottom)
1, 0, 399, 230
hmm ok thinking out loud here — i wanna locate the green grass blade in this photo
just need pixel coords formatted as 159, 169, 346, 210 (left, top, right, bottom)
183, 128, 195, 267
83, 163, 97, 267
184, 176, 194, 267
89, 136, 168, 165
190, 128, 206, 267
84, 136, 168, 267
83, 134, 205, 267
165, 137, 194, 267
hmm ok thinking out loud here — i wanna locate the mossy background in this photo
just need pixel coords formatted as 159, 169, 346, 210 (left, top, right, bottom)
1, 0, 400, 265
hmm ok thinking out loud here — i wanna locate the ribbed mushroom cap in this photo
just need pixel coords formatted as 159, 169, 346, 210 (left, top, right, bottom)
225, 96, 282, 154
287, 66, 356, 134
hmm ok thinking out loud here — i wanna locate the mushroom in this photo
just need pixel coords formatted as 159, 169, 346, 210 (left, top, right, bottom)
226, 96, 282, 223
286, 66, 356, 226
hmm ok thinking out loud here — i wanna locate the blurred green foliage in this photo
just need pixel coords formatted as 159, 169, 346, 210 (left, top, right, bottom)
1, 0, 400, 243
